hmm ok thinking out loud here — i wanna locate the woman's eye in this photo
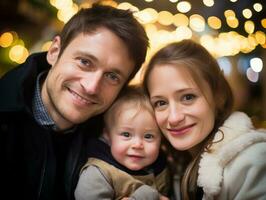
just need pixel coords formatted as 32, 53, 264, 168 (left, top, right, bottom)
154, 100, 167, 108
182, 94, 196, 101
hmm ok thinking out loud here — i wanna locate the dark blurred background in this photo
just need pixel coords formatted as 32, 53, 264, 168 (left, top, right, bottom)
0, 0, 265, 127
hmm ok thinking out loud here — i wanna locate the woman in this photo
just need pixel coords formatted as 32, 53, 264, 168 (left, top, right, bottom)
143, 40, 266, 200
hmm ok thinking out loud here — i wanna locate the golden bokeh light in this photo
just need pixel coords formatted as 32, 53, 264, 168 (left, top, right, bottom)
173, 13, 189, 27
0, 32, 13, 48
244, 20, 255, 34
207, 16, 222, 30
9, 45, 29, 64
189, 14, 205, 32
176, 1, 191, 13
203, 0, 214, 7
242, 8, 252, 19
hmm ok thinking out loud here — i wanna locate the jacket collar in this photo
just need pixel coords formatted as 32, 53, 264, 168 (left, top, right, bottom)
197, 112, 266, 199
0, 52, 50, 112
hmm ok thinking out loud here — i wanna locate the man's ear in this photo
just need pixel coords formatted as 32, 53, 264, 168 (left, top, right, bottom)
46, 36, 61, 66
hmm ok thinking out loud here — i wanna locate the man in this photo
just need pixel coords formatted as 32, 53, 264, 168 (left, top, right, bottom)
0, 4, 148, 200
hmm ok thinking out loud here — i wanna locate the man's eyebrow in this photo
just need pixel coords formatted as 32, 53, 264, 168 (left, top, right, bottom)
73, 51, 99, 63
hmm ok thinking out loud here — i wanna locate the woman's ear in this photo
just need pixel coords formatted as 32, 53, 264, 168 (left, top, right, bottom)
46, 36, 61, 66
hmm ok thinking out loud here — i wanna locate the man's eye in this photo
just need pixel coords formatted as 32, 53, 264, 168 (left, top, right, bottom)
105, 72, 120, 84
79, 58, 92, 67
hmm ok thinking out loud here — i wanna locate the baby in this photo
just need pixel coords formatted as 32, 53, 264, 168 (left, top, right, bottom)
75, 86, 170, 200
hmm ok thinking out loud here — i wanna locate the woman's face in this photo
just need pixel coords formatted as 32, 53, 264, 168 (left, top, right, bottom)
147, 64, 216, 154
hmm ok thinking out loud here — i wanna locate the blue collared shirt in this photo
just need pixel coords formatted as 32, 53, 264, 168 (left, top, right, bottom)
32, 72, 78, 133
32, 71, 59, 131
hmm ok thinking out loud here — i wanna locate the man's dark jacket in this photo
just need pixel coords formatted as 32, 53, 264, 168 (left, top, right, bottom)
0, 52, 102, 200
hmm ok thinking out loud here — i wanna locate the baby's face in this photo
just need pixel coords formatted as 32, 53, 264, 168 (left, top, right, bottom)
108, 106, 161, 171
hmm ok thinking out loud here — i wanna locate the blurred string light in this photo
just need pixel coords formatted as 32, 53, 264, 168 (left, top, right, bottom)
203, 0, 214, 7
246, 67, 259, 83
0, 31, 29, 64
177, 1, 191, 13
250, 57, 263, 73
44, 0, 266, 60
0, 32, 13, 48
253, 3, 263, 12
9, 45, 29, 64
242, 8, 252, 19
3, 0, 264, 83
49, 0, 78, 23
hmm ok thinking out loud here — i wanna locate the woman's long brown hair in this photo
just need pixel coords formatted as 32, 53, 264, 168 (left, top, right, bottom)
143, 40, 234, 199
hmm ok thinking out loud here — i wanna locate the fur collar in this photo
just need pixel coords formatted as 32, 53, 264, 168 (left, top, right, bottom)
197, 112, 266, 200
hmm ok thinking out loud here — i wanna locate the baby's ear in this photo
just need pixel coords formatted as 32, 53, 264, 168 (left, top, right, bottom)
102, 128, 110, 142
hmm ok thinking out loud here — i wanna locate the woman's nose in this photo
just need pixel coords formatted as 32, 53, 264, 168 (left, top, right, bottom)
168, 106, 185, 126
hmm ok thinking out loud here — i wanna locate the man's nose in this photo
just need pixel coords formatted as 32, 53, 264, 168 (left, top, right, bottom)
80, 71, 102, 95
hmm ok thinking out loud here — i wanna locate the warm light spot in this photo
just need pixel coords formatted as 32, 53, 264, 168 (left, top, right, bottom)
57, 3, 78, 23
242, 8, 252, 19
177, 1, 191, 13
203, 0, 214, 7
224, 10, 235, 18
255, 31, 265, 45
207, 16, 221, 29
134, 8, 157, 24
158, 11, 173, 26
244, 21, 255, 34
9, 45, 29, 64
173, 13, 189, 27
175, 26, 192, 40
50, 0, 72, 10
189, 14, 205, 32
253, 3, 263, 12
226, 16, 239, 28
0, 32, 13, 48
117, 2, 138, 12
261, 19, 266, 28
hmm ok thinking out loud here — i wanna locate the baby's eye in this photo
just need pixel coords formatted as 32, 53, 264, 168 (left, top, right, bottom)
121, 132, 131, 138
144, 133, 154, 141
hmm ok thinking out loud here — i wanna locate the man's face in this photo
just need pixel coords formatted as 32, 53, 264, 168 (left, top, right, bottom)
42, 28, 135, 130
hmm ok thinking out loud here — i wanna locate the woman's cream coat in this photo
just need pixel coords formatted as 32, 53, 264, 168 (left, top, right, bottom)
198, 112, 266, 200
